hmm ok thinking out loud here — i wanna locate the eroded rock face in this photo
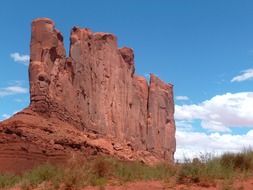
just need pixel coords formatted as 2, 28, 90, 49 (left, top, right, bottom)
0, 18, 176, 173
147, 75, 176, 161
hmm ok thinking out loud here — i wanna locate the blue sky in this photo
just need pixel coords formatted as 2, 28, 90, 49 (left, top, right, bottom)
1, 0, 253, 160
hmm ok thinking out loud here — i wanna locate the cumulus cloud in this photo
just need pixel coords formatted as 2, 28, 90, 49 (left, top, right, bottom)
175, 129, 253, 161
175, 92, 253, 132
10, 52, 30, 65
0, 85, 28, 97
175, 96, 189, 101
231, 69, 253, 82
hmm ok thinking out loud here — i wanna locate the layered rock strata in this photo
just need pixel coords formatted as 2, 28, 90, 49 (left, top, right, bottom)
0, 18, 176, 173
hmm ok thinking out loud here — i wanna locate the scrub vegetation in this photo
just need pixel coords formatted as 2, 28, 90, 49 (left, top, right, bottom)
1, 149, 253, 190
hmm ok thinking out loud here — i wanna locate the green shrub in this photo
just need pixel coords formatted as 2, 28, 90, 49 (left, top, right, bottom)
220, 152, 253, 171
19, 164, 61, 189
92, 157, 112, 178
112, 160, 175, 182
177, 162, 201, 183
0, 174, 20, 188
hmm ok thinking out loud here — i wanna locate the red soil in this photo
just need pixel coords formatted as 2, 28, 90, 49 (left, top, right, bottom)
9, 178, 253, 190
83, 178, 253, 190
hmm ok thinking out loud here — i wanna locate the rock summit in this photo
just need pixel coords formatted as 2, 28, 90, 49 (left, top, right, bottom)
0, 18, 176, 173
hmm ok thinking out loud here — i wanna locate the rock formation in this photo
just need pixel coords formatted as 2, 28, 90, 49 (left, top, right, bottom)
0, 18, 176, 173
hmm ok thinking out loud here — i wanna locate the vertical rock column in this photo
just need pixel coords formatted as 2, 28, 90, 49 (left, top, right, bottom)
29, 18, 66, 113
129, 76, 149, 150
147, 74, 176, 161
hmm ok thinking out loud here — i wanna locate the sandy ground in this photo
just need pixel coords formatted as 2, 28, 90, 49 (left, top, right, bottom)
83, 179, 253, 190
9, 178, 253, 190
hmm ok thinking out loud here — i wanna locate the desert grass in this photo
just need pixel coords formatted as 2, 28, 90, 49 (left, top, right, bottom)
176, 149, 253, 187
0, 149, 253, 189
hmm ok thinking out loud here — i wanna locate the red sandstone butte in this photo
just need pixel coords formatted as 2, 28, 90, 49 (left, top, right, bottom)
0, 18, 176, 173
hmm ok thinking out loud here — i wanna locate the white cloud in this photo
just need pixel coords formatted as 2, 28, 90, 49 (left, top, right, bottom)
175, 129, 253, 161
176, 120, 193, 131
1, 114, 10, 120
231, 69, 253, 82
5, 86, 27, 93
10, 52, 30, 65
0, 110, 21, 121
175, 92, 253, 132
0, 114, 11, 121
175, 96, 189, 101
14, 98, 25, 103
0, 85, 28, 97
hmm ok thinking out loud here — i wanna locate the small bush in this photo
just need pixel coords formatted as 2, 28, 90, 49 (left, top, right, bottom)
177, 162, 201, 184
21, 164, 59, 188
0, 174, 20, 188
220, 152, 253, 171
92, 157, 111, 178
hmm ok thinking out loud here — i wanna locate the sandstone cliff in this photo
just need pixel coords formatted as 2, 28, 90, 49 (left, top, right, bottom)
0, 18, 176, 173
